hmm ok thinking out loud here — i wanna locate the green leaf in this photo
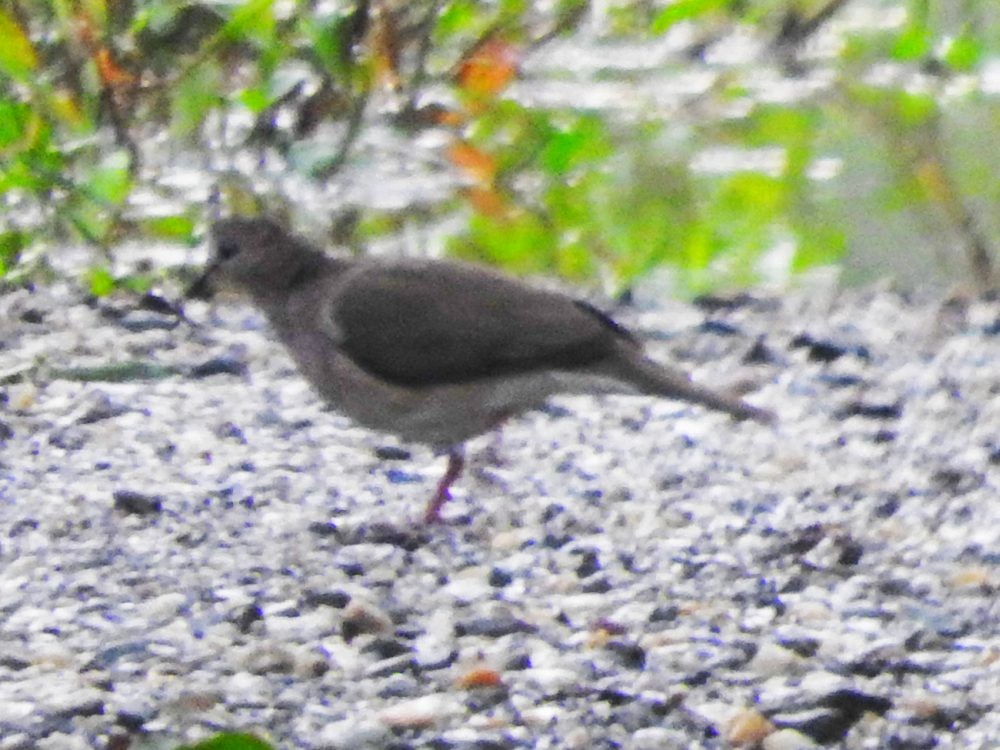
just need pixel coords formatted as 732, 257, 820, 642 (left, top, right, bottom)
85, 151, 132, 206
792, 224, 846, 271
0, 9, 38, 82
540, 116, 611, 176
0, 230, 28, 276
144, 215, 196, 241
896, 91, 936, 126
120, 273, 153, 294
86, 266, 116, 297
943, 32, 982, 72
651, 0, 727, 33
222, 0, 277, 47
0, 98, 27, 148
436, 0, 479, 38
179, 731, 275, 750
891, 23, 931, 61
172, 61, 223, 138
237, 85, 271, 114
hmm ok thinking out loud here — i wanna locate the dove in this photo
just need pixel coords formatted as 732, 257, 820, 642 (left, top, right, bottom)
188, 216, 772, 522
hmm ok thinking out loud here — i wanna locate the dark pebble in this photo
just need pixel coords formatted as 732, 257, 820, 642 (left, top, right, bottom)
340, 562, 365, 578
78, 393, 132, 424
19, 308, 44, 324
53, 698, 105, 720
366, 654, 417, 678
576, 550, 601, 578
488, 567, 513, 587
341, 522, 425, 551
541, 533, 571, 549
9, 518, 39, 537
49, 426, 87, 450
649, 604, 679, 623
113, 490, 163, 515
683, 669, 711, 687
692, 292, 759, 311
215, 421, 247, 442
836, 536, 864, 566
116, 712, 148, 732
874, 494, 900, 518
790, 333, 870, 362
581, 577, 612, 594
304, 590, 351, 609
699, 319, 741, 336
837, 401, 903, 420
743, 337, 777, 365
189, 356, 248, 378
778, 636, 820, 658
233, 603, 264, 634
374, 445, 411, 460
817, 373, 865, 388
455, 615, 536, 638
385, 468, 421, 484
118, 312, 177, 332
0, 654, 30, 670
930, 467, 984, 495
504, 653, 531, 671
785, 523, 824, 555
308, 521, 339, 537
362, 638, 413, 660
606, 641, 646, 670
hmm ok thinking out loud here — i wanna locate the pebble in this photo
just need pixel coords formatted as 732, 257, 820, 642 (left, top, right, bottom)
1, 284, 998, 749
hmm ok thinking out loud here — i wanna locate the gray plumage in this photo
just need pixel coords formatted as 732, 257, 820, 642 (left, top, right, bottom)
188, 216, 773, 521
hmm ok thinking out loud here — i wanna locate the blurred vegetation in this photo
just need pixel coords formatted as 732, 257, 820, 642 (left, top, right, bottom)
175, 731, 274, 750
172, 732, 273, 750
0, 0, 998, 297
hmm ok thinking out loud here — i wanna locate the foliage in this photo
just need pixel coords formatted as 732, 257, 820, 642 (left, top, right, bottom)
177, 732, 274, 750
0, 0, 998, 295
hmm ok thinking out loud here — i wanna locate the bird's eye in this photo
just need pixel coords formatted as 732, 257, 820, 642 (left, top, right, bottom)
217, 241, 240, 261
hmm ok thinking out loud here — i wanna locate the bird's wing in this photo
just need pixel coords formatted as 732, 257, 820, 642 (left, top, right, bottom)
322, 259, 634, 386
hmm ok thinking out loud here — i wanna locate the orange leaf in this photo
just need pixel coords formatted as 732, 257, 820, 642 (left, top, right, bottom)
464, 186, 510, 218
370, 7, 400, 91
73, 13, 98, 51
95, 48, 135, 88
447, 141, 497, 183
456, 37, 519, 100
456, 667, 503, 689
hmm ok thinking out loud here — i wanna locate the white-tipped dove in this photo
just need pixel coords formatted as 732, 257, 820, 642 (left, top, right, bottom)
188, 216, 773, 522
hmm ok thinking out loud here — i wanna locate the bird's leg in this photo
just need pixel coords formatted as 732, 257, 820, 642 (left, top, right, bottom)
424, 448, 465, 524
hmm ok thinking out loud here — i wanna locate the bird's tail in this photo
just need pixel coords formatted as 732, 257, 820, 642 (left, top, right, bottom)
602, 349, 775, 424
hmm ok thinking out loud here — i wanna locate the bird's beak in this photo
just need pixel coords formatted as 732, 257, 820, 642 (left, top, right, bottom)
185, 259, 220, 300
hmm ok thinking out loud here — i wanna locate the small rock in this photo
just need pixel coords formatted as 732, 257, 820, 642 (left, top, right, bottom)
342, 600, 392, 641
762, 728, 818, 750
113, 490, 163, 515
378, 693, 456, 730
455, 614, 536, 638
233, 603, 264, 634
189, 355, 248, 378
118, 311, 177, 332
77, 391, 132, 424
374, 445, 411, 460
317, 718, 390, 750
727, 708, 775, 746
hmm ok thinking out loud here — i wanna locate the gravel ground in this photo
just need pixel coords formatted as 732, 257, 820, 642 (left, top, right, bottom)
0, 282, 998, 750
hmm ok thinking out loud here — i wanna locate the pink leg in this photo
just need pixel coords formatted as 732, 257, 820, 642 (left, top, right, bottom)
424, 448, 465, 524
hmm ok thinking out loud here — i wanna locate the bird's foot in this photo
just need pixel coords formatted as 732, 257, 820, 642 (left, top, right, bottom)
423, 449, 465, 524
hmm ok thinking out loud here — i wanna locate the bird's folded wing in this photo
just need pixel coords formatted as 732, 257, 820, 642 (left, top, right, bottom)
324, 260, 631, 386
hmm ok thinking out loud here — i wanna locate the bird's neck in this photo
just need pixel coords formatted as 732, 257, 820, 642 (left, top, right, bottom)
250, 249, 341, 330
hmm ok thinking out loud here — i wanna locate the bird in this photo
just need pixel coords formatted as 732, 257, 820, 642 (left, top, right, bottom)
187, 216, 773, 522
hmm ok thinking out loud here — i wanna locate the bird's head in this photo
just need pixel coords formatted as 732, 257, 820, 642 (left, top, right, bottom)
186, 216, 312, 302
